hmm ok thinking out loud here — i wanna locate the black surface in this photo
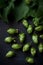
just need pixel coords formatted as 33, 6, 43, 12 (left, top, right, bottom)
0, 19, 43, 65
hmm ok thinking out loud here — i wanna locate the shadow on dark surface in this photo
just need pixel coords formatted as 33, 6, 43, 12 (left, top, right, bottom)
0, 19, 43, 65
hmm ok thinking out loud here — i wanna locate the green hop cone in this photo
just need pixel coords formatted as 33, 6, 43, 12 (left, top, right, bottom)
38, 43, 43, 53
33, 17, 40, 26
35, 26, 43, 31
4, 37, 15, 43
40, 35, 43, 39
7, 28, 18, 34
31, 47, 36, 56
24, 0, 32, 5
32, 34, 38, 44
6, 51, 14, 58
27, 25, 33, 34
12, 44, 21, 50
26, 57, 34, 63
22, 19, 28, 28
19, 33, 25, 43
23, 43, 30, 52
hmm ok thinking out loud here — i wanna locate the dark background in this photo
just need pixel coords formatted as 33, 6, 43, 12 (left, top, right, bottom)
0, 19, 43, 65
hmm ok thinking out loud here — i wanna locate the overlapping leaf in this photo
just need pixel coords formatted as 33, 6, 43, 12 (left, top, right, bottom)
14, 1, 29, 22
0, 0, 43, 23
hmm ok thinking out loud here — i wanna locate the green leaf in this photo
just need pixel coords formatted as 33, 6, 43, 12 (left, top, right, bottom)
32, 0, 43, 18
36, 1, 43, 18
14, 1, 29, 22
0, 0, 5, 8
27, 9, 37, 17
2, 0, 15, 22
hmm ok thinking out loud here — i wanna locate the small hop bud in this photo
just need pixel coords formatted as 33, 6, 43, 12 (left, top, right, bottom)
23, 43, 30, 52
35, 26, 43, 31
12, 44, 22, 50
22, 19, 28, 28
19, 33, 25, 43
32, 34, 38, 44
26, 57, 34, 63
33, 17, 40, 26
6, 51, 14, 58
4, 37, 15, 43
40, 35, 43, 39
7, 28, 18, 34
38, 43, 43, 53
27, 25, 33, 34
31, 47, 36, 56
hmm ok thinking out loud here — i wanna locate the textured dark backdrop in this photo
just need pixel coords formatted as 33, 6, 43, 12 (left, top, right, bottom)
0, 19, 43, 65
